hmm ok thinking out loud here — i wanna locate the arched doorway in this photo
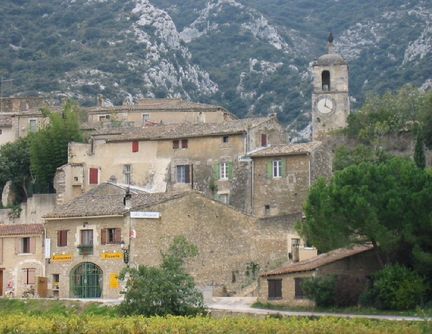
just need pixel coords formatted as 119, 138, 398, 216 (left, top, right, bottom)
70, 262, 102, 298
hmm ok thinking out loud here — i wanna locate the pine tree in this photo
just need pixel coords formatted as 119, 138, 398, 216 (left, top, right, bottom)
414, 131, 426, 169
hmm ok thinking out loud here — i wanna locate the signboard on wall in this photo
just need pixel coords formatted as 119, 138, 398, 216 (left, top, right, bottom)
44, 239, 51, 259
100, 252, 122, 260
130, 211, 161, 219
51, 254, 73, 262
109, 273, 120, 289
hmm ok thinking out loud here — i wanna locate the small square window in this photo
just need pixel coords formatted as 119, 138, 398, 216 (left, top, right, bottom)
181, 139, 188, 149
132, 140, 139, 153
173, 140, 179, 149
57, 230, 68, 247
176, 165, 191, 183
29, 119, 38, 133
268, 279, 282, 299
219, 193, 229, 204
22, 237, 31, 253
222, 135, 229, 143
142, 113, 150, 124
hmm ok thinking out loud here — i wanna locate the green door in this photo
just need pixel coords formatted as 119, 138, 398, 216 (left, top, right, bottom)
70, 262, 102, 298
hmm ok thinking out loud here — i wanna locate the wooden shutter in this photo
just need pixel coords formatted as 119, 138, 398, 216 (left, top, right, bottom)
132, 140, 139, 152
57, 231, 61, 247
228, 162, 233, 179
185, 165, 191, 183
281, 159, 287, 178
213, 163, 220, 180
28, 269, 36, 285
181, 139, 188, 148
30, 237, 36, 254
101, 228, 107, 245
0, 238, 3, 264
266, 161, 273, 178
114, 228, 122, 244
89, 168, 99, 184
261, 134, 267, 147
173, 140, 179, 149
268, 279, 282, 299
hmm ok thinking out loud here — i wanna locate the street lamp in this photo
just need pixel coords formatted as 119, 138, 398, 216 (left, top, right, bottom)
121, 240, 130, 265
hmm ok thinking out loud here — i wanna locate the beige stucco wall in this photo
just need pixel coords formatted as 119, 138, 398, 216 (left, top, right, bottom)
0, 234, 45, 298
252, 154, 311, 218
0, 126, 15, 146
45, 216, 126, 299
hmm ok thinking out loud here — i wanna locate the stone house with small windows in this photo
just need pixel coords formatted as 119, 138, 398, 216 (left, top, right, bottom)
83, 98, 235, 129
44, 182, 304, 299
258, 245, 380, 306
54, 116, 287, 213
0, 224, 45, 298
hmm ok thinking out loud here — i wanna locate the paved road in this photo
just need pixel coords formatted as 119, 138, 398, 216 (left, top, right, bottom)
206, 297, 431, 322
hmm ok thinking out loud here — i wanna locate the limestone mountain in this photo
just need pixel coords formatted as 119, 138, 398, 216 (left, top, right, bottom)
0, 0, 431, 129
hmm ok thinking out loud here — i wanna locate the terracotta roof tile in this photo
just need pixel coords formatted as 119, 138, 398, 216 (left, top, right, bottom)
262, 245, 373, 277
248, 142, 322, 157
0, 224, 44, 236
92, 117, 273, 142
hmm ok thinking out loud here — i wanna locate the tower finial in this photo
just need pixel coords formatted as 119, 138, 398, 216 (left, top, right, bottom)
327, 32, 335, 54
328, 32, 334, 44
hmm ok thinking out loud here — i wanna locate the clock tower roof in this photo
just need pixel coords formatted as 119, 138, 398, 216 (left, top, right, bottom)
313, 33, 347, 66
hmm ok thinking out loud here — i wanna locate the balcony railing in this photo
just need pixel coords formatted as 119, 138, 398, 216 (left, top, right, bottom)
77, 245, 93, 255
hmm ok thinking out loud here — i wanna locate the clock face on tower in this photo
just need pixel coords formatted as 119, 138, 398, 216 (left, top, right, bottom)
316, 96, 336, 114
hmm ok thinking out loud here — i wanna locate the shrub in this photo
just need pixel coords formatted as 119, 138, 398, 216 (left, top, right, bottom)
362, 265, 427, 310
302, 276, 336, 307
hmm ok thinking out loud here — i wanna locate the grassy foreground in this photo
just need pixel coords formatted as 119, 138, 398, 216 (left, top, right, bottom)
0, 314, 430, 334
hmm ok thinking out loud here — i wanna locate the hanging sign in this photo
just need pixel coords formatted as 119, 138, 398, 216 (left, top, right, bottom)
130, 211, 161, 219
52, 254, 73, 262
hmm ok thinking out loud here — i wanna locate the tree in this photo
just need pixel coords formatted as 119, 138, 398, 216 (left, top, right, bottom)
413, 131, 426, 169
333, 144, 392, 172
0, 137, 31, 203
298, 158, 432, 272
30, 100, 83, 193
118, 236, 205, 317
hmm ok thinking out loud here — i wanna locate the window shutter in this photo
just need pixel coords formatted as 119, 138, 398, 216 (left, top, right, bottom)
261, 134, 267, 147
281, 159, 287, 178
228, 162, 233, 179
132, 140, 139, 152
173, 140, 179, 149
181, 139, 188, 148
89, 168, 99, 184
57, 231, 61, 247
101, 228, 107, 245
185, 165, 191, 183
266, 161, 273, 178
114, 228, 122, 244
30, 237, 36, 254
213, 163, 220, 180
28, 268, 36, 285
0, 238, 3, 264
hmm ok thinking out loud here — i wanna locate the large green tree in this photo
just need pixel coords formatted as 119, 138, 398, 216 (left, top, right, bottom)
0, 137, 31, 203
298, 158, 432, 274
30, 100, 83, 193
118, 236, 205, 317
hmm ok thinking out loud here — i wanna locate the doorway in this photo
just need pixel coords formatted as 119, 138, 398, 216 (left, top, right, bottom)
70, 262, 102, 298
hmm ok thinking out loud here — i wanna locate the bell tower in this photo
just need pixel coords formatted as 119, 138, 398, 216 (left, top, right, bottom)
312, 33, 350, 140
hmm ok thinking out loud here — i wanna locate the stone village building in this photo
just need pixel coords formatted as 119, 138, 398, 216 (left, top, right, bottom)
43, 183, 311, 298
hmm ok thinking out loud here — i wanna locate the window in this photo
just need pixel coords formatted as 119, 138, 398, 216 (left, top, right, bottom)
89, 168, 99, 185
99, 114, 110, 121
219, 193, 229, 204
261, 134, 268, 147
222, 135, 229, 143
220, 162, 228, 180
181, 139, 188, 149
57, 230, 68, 247
101, 228, 121, 245
123, 164, 132, 184
80, 230, 93, 246
174, 139, 188, 149
322, 70, 331, 91
23, 268, 36, 285
268, 279, 282, 299
264, 205, 270, 215
132, 140, 139, 153
52, 274, 60, 290
172, 140, 179, 149
29, 119, 37, 133
295, 278, 305, 299
273, 160, 282, 178
176, 165, 191, 183
142, 113, 150, 124
22, 237, 31, 253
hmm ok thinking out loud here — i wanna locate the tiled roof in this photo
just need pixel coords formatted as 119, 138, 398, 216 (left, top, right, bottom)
92, 117, 273, 142
44, 183, 186, 219
85, 98, 229, 113
0, 115, 12, 127
0, 224, 44, 236
261, 245, 374, 277
248, 141, 322, 157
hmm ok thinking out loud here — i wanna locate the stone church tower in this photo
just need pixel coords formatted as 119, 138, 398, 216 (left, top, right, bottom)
312, 33, 350, 140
